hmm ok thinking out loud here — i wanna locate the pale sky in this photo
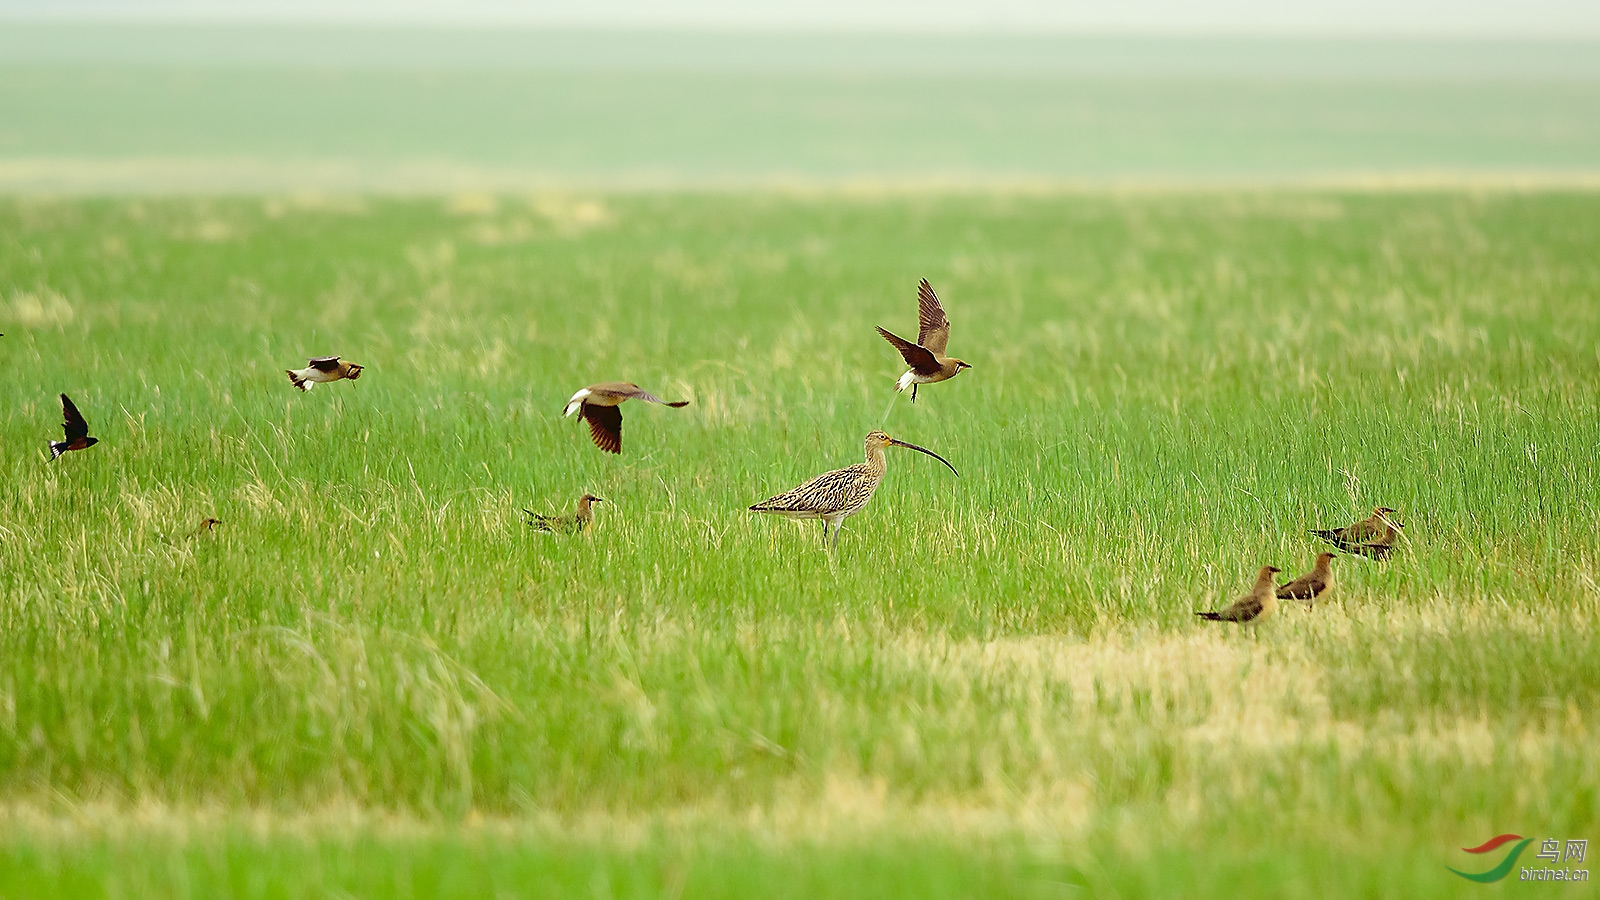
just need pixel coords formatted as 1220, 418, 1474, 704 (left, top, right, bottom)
6, 0, 1600, 38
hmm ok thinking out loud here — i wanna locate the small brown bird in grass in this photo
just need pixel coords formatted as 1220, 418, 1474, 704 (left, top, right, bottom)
49, 393, 98, 458
287, 356, 364, 392
1197, 566, 1281, 624
563, 382, 689, 454
876, 278, 971, 402
1277, 552, 1335, 603
1311, 507, 1403, 559
750, 430, 958, 549
189, 518, 223, 537
525, 494, 605, 534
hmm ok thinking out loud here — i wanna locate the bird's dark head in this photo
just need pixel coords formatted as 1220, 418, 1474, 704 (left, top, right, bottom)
345, 364, 364, 380
1316, 552, 1335, 564
82, 437, 99, 450
1374, 506, 1396, 516
583, 494, 606, 504
952, 359, 972, 372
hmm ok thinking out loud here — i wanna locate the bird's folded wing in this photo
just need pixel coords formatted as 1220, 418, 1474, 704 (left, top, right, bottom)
1276, 576, 1311, 598
916, 279, 951, 356
309, 356, 341, 371
875, 326, 941, 374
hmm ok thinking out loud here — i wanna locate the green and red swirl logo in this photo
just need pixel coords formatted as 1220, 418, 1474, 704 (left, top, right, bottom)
1450, 834, 1533, 883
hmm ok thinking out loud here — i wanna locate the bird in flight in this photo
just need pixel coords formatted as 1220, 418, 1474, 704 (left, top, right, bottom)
1197, 566, 1281, 625
1277, 553, 1335, 603
749, 430, 958, 549
525, 494, 606, 534
287, 356, 364, 392
563, 382, 689, 454
49, 393, 99, 458
876, 278, 971, 402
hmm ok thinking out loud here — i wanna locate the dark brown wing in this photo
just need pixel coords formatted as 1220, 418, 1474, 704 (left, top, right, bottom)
1276, 574, 1320, 600
583, 403, 623, 454
59, 393, 89, 441
1219, 595, 1266, 622
308, 356, 341, 372
875, 326, 940, 375
916, 279, 951, 356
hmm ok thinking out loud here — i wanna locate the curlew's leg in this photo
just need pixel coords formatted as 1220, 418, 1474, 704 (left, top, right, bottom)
820, 520, 831, 548
910, 383, 918, 403
831, 519, 842, 550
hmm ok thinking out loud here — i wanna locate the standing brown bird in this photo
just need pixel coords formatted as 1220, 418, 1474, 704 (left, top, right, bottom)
1311, 507, 1404, 559
286, 356, 364, 392
49, 393, 99, 458
563, 382, 689, 454
749, 430, 958, 549
525, 494, 605, 534
876, 278, 971, 402
1197, 566, 1281, 624
1277, 553, 1335, 603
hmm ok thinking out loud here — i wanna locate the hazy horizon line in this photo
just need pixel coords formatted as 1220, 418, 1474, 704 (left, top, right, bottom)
4, 13, 1599, 42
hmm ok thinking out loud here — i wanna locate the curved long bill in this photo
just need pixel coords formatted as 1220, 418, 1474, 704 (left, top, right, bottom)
889, 439, 959, 476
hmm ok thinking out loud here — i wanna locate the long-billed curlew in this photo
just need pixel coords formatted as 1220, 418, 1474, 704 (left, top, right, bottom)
287, 356, 364, 392
525, 494, 605, 534
1311, 507, 1404, 559
1277, 552, 1335, 603
49, 393, 99, 458
1197, 566, 1281, 624
749, 430, 958, 549
876, 278, 971, 402
564, 382, 689, 454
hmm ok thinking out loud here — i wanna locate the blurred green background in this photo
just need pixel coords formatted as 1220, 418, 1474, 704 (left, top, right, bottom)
2, 25, 1598, 191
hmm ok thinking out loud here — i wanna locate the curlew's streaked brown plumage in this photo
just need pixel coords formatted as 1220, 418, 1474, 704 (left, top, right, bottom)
49, 393, 99, 458
525, 494, 605, 534
1277, 552, 1335, 603
1197, 566, 1281, 625
876, 278, 971, 402
287, 356, 363, 392
1311, 507, 1404, 559
749, 430, 958, 549
564, 382, 689, 454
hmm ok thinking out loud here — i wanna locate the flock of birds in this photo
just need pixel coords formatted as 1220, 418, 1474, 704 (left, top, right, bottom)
40, 278, 1404, 626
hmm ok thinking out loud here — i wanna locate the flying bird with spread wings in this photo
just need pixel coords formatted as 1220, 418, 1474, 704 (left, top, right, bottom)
563, 382, 689, 454
876, 278, 972, 402
49, 393, 99, 458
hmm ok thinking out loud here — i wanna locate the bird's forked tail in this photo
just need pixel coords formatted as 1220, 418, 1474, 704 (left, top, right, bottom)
48, 440, 67, 459
286, 370, 311, 392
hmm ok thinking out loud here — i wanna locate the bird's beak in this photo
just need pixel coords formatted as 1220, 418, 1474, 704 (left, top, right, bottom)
592, 497, 606, 504
889, 439, 959, 476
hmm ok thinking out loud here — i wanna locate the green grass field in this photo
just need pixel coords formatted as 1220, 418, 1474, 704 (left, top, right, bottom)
2, 189, 1598, 897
